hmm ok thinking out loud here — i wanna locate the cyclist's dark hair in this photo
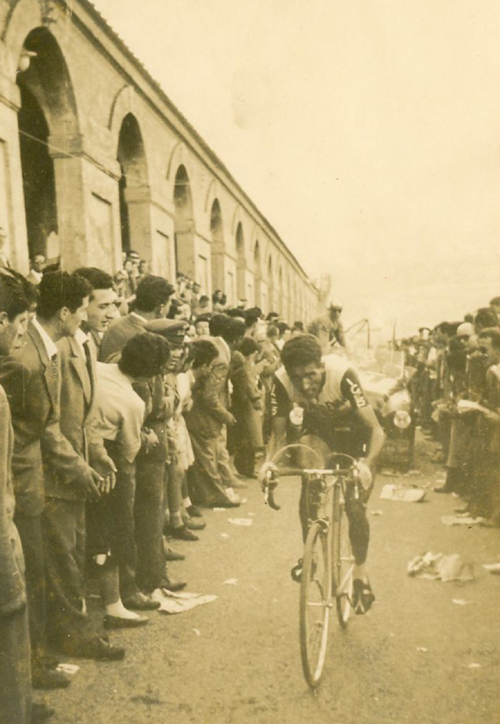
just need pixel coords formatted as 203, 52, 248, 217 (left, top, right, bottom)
281, 334, 322, 372
187, 338, 219, 369
37, 271, 92, 320
267, 324, 279, 339
240, 337, 259, 357
118, 332, 171, 378
478, 327, 500, 350
74, 267, 114, 295
135, 275, 175, 312
0, 270, 30, 321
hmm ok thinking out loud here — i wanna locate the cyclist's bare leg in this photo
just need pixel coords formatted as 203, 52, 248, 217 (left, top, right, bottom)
345, 483, 375, 612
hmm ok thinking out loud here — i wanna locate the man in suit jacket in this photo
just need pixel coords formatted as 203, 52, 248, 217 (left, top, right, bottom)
99, 274, 174, 362
74, 266, 120, 358
43, 325, 120, 654
0, 271, 32, 724
0, 272, 122, 683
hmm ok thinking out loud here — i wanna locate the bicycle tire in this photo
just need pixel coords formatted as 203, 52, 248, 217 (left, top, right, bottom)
299, 521, 331, 688
333, 486, 354, 628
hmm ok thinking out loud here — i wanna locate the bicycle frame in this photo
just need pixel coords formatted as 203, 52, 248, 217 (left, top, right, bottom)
261, 442, 358, 688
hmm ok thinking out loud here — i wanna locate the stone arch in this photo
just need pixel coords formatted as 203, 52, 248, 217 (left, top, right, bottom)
15, 24, 82, 266
253, 238, 262, 307
267, 254, 274, 313
116, 112, 149, 257
235, 222, 246, 302
174, 164, 195, 277
278, 264, 285, 319
204, 177, 221, 213
210, 197, 225, 297
166, 140, 195, 183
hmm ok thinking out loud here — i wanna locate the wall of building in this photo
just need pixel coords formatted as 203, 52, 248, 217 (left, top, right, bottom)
0, 0, 319, 321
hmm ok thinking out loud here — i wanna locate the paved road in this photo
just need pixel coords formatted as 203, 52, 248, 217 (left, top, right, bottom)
46, 435, 500, 724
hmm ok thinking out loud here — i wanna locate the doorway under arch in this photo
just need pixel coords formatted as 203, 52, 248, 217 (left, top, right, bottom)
174, 165, 195, 278
117, 113, 149, 257
253, 241, 262, 307
17, 26, 80, 266
267, 255, 274, 313
235, 222, 246, 303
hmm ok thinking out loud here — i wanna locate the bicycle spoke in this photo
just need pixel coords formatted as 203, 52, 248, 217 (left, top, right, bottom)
300, 523, 331, 688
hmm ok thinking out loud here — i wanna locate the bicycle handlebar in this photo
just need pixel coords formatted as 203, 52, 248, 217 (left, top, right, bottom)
262, 459, 358, 512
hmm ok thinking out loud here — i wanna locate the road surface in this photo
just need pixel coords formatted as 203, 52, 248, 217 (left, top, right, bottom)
45, 434, 500, 724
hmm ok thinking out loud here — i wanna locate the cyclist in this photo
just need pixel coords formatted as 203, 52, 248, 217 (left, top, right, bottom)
260, 334, 385, 613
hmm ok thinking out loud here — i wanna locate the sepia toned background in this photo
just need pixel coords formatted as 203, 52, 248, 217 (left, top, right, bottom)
94, 0, 500, 337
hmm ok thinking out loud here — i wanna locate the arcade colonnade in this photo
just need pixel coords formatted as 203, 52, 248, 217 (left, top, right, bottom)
0, 0, 319, 322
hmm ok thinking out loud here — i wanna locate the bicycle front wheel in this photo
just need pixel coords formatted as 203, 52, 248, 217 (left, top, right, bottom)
299, 521, 331, 688
333, 491, 354, 628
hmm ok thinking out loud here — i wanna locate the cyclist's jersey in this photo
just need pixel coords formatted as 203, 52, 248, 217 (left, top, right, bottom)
270, 353, 369, 455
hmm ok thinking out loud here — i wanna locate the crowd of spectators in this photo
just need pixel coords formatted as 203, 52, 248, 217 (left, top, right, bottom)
396, 298, 500, 526
0, 250, 312, 723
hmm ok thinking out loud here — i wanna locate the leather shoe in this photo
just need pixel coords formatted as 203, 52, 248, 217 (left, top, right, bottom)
123, 591, 161, 610
182, 516, 206, 531
187, 504, 203, 518
60, 635, 125, 661
160, 575, 187, 593
208, 497, 240, 508
32, 665, 71, 690
164, 543, 185, 561
171, 525, 199, 541
31, 702, 55, 723
104, 614, 149, 629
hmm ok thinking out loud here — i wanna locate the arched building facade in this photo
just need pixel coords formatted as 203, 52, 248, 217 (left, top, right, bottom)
0, 0, 319, 322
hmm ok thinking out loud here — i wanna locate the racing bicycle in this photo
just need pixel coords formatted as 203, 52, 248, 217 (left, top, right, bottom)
262, 437, 359, 688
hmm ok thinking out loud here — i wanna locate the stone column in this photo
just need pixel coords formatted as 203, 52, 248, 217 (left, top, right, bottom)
0, 71, 29, 272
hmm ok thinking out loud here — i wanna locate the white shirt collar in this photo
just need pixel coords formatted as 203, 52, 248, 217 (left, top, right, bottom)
130, 312, 148, 324
32, 317, 58, 360
74, 328, 90, 358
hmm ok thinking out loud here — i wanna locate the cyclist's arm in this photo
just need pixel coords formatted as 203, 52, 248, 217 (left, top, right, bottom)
267, 416, 287, 463
265, 374, 291, 466
353, 405, 385, 468
340, 367, 385, 469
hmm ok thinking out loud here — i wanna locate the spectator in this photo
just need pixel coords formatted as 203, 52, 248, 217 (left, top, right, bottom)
88, 333, 171, 626
231, 336, 264, 477
194, 314, 211, 337
0, 272, 124, 684
0, 271, 32, 724
74, 267, 119, 357
27, 255, 46, 286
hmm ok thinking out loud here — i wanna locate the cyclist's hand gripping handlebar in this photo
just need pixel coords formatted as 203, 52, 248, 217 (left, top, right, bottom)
265, 469, 281, 511
259, 462, 281, 511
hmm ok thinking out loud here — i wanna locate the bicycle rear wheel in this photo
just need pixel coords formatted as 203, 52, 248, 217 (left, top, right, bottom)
333, 488, 354, 628
299, 521, 331, 688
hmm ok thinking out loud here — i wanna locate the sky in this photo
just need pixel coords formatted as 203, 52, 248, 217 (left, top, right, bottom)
92, 0, 500, 336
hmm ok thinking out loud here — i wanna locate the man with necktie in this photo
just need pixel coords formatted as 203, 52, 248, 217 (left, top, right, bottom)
0, 272, 124, 688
